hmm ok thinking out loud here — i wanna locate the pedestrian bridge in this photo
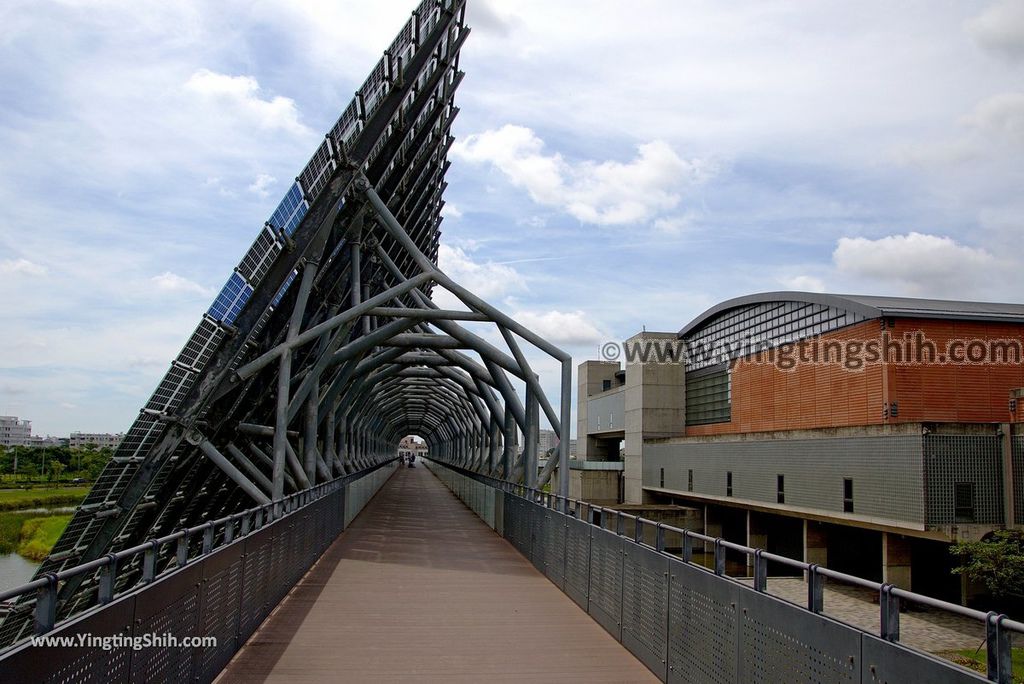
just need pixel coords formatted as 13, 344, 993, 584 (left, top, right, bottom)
2, 457, 1018, 683
0, 1, 1020, 681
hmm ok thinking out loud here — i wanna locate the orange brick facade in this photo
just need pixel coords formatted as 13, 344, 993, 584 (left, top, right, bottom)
686, 318, 1024, 436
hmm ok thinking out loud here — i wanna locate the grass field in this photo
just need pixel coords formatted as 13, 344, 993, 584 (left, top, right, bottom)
16, 516, 72, 561
0, 487, 86, 560
0, 487, 89, 511
949, 647, 1024, 683
0, 512, 37, 555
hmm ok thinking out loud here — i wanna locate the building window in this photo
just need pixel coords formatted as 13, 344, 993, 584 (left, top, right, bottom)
954, 483, 975, 523
602, 379, 611, 392
727, 471, 733, 497
685, 363, 731, 425
687, 469, 693, 492
777, 474, 785, 504
660, 467, 665, 488
843, 478, 854, 513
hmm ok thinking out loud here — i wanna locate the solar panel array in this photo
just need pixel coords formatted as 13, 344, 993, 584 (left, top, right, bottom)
0, 0, 468, 646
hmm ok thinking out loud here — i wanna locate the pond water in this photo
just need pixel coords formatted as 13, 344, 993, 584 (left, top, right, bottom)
0, 553, 39, 594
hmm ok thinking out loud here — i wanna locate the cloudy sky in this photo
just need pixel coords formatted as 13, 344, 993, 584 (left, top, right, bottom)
1, 0, 1022, 437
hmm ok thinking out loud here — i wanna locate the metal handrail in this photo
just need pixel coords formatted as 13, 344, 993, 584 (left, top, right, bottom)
0, 458, 398, 641
428, 458, 1023, 682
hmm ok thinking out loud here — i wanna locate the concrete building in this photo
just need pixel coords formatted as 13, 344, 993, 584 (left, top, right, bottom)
0, 416, 32, 447
537, 428, 559, 456
578, 292, 1024, 602
397, 435, 428, 460
69, 432, 124, 449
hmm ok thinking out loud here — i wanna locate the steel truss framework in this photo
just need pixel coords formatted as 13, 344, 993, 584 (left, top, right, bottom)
0, 0, 570, 646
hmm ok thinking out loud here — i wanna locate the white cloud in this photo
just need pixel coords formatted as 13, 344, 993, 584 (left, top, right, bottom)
966, 0, 1024, 62
248, 172, 276, 198
441, 202, 463, 219
0, 258, 47, 276
653, 213, 697, 234
833, 232, 995, 295
962, 92, 1024, 145
780, 275, 826, 293
435, 244, 526, 307
184, 69, 308, 135
510, 310, 604, 345
452, 125, 710, 226
150, 271, 211, 296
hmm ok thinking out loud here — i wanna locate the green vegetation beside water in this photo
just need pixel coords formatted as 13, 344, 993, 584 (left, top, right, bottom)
0, 511, 72, 560
0, 487, 89, 511
0, 486, 87, 562
16, 516, 72, 562
0, 512, 36, 555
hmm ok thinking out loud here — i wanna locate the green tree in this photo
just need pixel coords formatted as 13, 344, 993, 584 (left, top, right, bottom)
951, 530, 1024, 598
50, 460, 65, 482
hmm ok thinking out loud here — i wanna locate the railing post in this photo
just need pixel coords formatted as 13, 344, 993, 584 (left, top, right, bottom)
682, 532, 693, 563
142, 540, 159, 583
807, 564, 824, 613
241, 513, 251, 536
655, 523, 666, 553
634, 517, 643, 544
202, 525, 215, 556
616, 513, 625, 536
986, 612, 1012, 684
98, 554, 118, 604
34, 573, 58, 635
753, 549, 767, 592
224, 519, 235, 544
880, 584, 900, 642
176, 533, 189, 567
713, 539, 726, 576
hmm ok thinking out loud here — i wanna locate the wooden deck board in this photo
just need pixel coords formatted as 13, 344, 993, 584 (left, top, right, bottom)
217, 464, 657, 683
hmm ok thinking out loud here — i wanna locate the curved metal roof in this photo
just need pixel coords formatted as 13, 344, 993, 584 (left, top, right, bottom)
678, 291, 1024, 337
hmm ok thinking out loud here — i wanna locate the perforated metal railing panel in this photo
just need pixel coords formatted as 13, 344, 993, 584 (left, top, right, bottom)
622, 543, 669, 680
861, 634, 988, 683
564, 517, 591, 609
543, 509, 567, 590
739, 588, 860, 683
432, 463, 993, 684
0, 467, 393, 683
588, 526, 625, 640
667, 560, 738, 684
530, 504, 548, 575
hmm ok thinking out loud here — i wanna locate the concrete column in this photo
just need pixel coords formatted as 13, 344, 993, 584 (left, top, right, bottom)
577, 361, 621, 461
1000, 423, 1015, 527
882, 532, 912, 590
803, 520, 828, 567
623, 332, 686, 504
705, 505, 723, 554
747, 511, 769, 571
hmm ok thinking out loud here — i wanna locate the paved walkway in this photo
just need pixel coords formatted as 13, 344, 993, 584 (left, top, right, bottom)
217, 465, 656, 683
742, 578, 986, 654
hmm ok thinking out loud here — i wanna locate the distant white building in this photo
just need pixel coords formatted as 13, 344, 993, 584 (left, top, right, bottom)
0, 416, 32, 447
397, 436, 427, 460
537, 429, 559, 455
25, 435, 67, 448
69, 432, 124, 449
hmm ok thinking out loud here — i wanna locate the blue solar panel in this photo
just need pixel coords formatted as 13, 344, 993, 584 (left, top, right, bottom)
208, 272, 254, 324
269, 183, 308, 237
271, 270, 298, 309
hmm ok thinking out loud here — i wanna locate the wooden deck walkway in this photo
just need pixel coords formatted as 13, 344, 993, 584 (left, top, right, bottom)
217, 464, 656, 683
